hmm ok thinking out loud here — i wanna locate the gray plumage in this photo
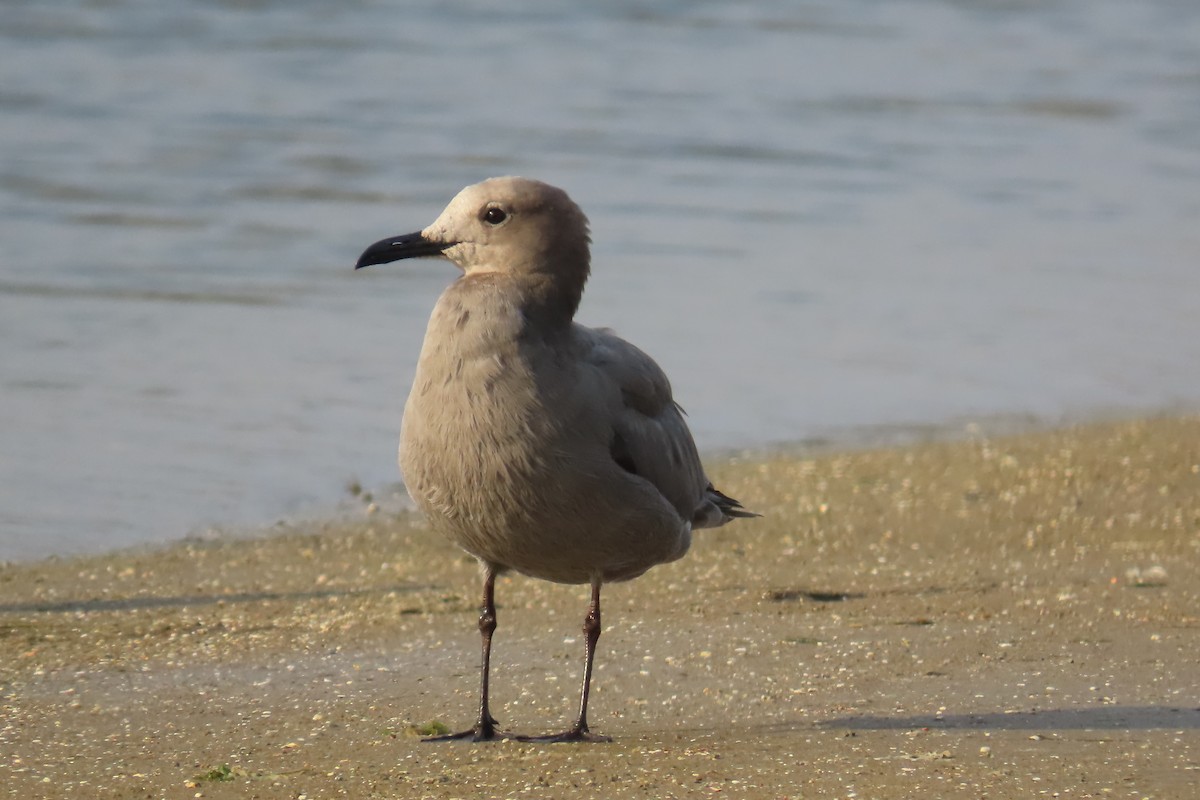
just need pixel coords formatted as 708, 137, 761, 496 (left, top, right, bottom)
356, 176, 755, 741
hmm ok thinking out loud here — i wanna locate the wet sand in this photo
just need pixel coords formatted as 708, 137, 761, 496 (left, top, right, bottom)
2, 416, 1198, 798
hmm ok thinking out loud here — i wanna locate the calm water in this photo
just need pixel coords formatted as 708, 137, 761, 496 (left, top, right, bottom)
2, 1, 1199, 561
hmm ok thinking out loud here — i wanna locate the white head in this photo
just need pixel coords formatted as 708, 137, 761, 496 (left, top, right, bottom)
356, 176, 590, 280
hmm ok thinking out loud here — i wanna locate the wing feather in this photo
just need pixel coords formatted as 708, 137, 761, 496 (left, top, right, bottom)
578, 326, 712, 523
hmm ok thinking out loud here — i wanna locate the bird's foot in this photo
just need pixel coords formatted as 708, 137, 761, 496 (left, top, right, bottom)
422, 718, 510, 743
514, 725, 612, 744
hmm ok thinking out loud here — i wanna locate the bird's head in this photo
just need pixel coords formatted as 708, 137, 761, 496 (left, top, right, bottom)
355, 177, 591, 286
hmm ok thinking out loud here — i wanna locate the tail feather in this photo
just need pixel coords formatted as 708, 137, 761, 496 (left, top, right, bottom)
706, 483, 761, 522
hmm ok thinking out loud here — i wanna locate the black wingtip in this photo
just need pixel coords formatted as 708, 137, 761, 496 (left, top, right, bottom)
708, 484, 761, 519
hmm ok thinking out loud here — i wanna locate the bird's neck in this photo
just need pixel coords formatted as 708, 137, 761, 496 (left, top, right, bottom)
440, 270, 584, 341
516, 271, 586, 332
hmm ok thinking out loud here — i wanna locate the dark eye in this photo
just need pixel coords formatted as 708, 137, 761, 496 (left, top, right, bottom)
483, 207, 507, 225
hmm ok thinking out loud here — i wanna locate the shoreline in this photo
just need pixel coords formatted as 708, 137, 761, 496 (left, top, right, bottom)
3, 414, 1198, 798
10, 405, 1197, 568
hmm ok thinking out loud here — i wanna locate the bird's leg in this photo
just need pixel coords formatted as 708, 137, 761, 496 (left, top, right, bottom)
517, 577, 612, 743
424, 565, 508, 742
572, 578, 605, 737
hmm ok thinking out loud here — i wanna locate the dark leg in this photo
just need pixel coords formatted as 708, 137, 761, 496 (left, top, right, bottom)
517, 577, 612, 743
425, 564, 508, 742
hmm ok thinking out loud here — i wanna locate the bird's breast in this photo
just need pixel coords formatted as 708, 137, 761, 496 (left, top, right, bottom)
400, 295, 556, 522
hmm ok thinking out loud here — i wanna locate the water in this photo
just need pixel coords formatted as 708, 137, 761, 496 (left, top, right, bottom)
2, 1, 1198, 562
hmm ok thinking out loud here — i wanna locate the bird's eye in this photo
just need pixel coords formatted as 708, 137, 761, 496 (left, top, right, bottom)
483, 207, 507, 225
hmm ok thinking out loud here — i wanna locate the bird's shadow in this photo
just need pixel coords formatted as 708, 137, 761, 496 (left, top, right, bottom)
0, 584, 436, 615
816, 706, 1200, 732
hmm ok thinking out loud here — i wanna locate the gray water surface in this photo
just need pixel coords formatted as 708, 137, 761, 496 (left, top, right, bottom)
3, 1, 1199, 561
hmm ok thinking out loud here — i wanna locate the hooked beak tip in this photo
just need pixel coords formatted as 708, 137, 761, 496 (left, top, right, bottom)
354, 231, 449, 270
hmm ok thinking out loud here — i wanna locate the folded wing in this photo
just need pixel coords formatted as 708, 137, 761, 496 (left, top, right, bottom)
578, 327, 754, 529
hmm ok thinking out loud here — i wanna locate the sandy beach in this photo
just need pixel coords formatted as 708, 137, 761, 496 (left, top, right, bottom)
2, 416, 1198, 798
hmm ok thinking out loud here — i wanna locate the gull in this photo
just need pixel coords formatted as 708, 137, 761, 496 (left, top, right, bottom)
355, 177, 756, 742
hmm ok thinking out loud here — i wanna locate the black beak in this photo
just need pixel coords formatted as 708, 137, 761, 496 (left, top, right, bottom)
354, 231, 451, 269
